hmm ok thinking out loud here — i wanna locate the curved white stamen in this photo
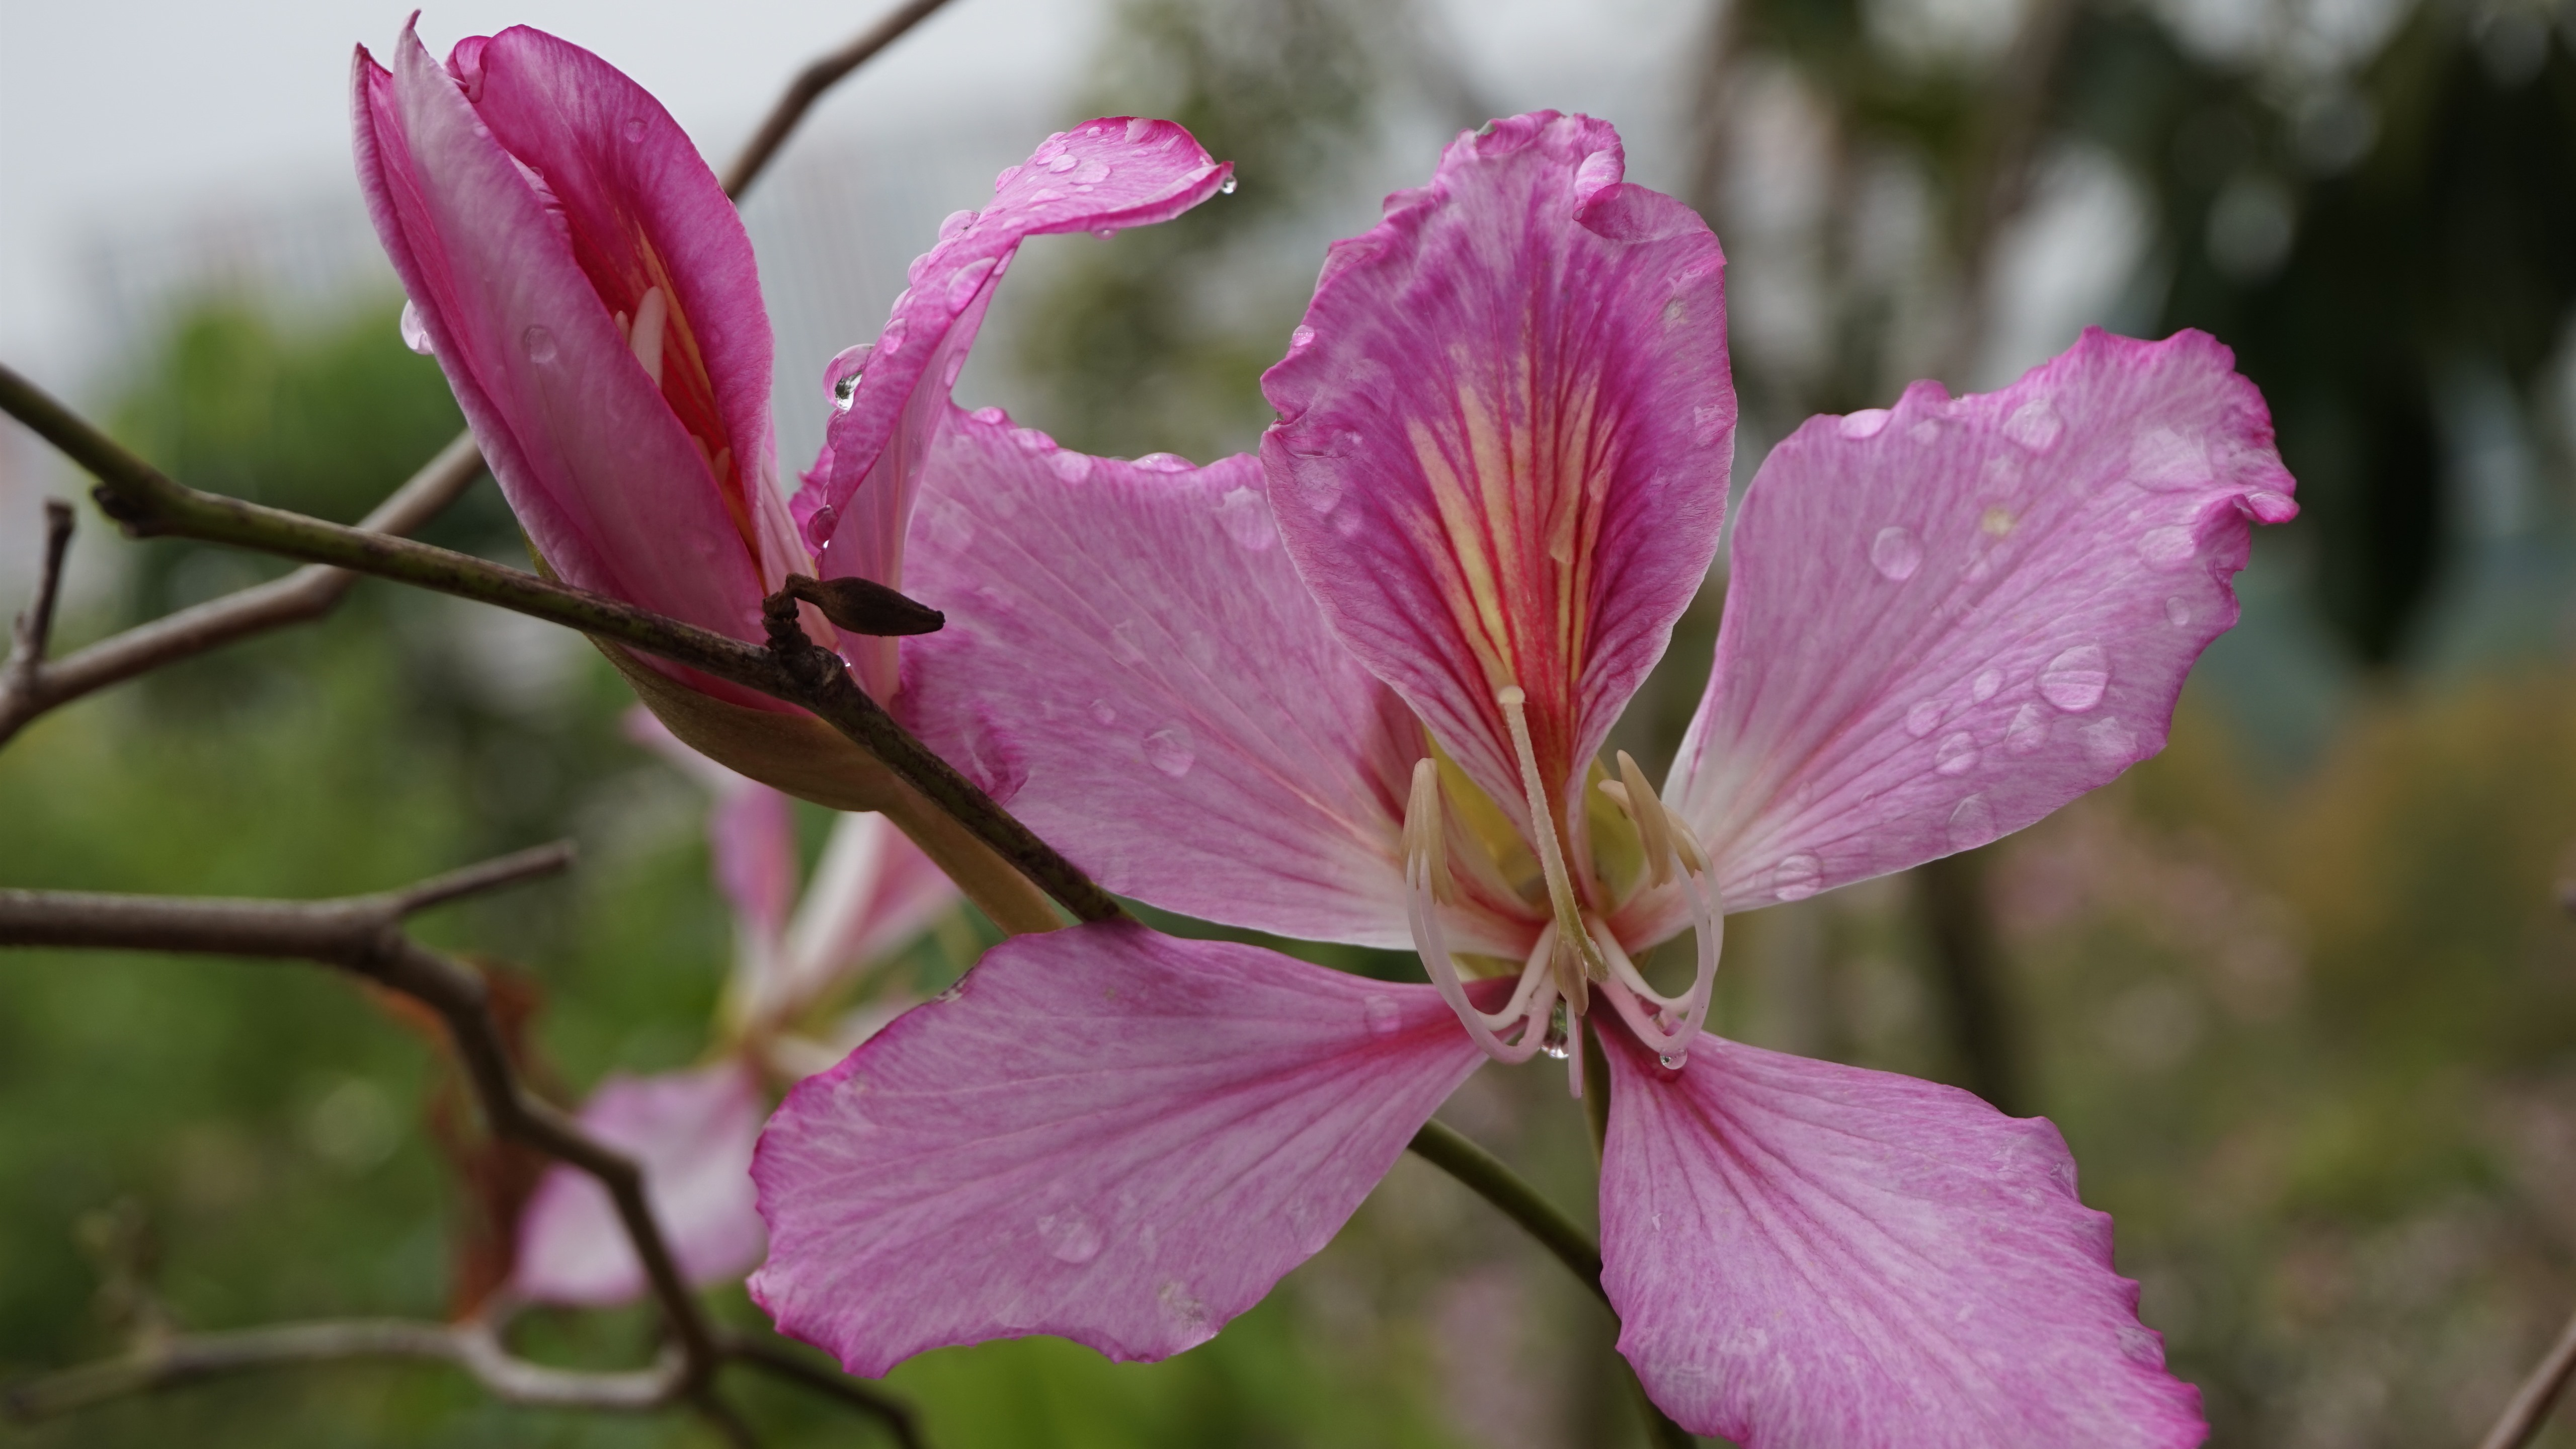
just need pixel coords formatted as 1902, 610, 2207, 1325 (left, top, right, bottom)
628, 285, 669, 387
1495, 686, 1605, 981
1589, 767, 1725, 1064
1406, 875, 1550, 1064
1404, 757, 1552, 1064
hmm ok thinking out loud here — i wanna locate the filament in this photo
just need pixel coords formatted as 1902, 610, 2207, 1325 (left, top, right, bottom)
1496, 686, 1604, 982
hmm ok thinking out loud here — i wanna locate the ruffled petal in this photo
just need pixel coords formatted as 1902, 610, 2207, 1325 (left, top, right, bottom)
513, 1060, 766, 1306
1650, 328, 2294, 925
352, 26, 780, 682
1260, 111, 1731, 827
901, 417, 1461, 950
749, 923, 1484, 1374
1598, 1031, 2206, 1448
800, 118, 1229, 693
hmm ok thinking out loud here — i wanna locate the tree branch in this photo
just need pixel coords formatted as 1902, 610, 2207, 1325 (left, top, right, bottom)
721, 0, 961, 198
0, 360, 1121, 927
716, 1331, 924, 1449
0, 497, 74, 726
2480, 1304, 2576, 1449
1406, 1119, 1604, 1306
0, 0, 957, 748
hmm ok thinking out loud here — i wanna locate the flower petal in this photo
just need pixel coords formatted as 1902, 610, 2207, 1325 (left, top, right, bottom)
352, 27, 781, 669
1260, 111, 1731, 825
799, 118, 1229, 694
900, 416, 1444, 949
749, 922, 1484, 1374
513, 1060, 766, 1306
1653, 329, 2294, 922
1598, 1031, 2205, 1447
623, 706, 797, 949
754, 810, 957, 1028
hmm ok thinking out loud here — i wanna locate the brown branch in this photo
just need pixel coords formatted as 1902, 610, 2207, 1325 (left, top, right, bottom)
720, 0, 961, 198
2479, 1304, 2576, 1449
716, 1331, 925, 1449
0, 0, 956, 748
0, 497, 74, 717
0, 360, 1121, 927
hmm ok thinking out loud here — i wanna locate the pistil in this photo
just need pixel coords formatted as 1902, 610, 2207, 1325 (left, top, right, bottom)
1495, 686, 1607, 988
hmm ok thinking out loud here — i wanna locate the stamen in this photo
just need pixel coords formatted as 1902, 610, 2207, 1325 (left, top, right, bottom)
1495, 685, 1605, 981
1404, 771, 1552, 1065
1590, 763, 1724, 1065
1401, 759, 1454, 905
1615, 751, 1674, 889
629, 285, 668, 387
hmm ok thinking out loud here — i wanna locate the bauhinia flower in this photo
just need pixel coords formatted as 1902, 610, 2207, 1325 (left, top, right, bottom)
752, 112, 2294, 1444
351, 22, 1224, 924
512, 711, 955, 1306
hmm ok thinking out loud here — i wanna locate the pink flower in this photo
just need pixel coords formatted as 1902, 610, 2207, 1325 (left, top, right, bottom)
754, 111, 2290, 1442
511, 712, 956, 1307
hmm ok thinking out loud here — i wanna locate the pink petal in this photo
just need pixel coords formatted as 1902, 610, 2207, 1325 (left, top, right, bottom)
513, 1060, 767, 1307
749, 810, 957, 1027
622, 707, 799, 949
900, 416, 1458, 949
1650, 329, 2294, 925
1259, 112, 1731, 826
1598, 1031, 2205, 1447
800, 119, 1229, 693
749, 923, 1485, 1375
352, 26, 788, 707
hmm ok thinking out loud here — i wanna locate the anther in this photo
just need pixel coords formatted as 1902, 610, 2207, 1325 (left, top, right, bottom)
1401, 758, 1454, 904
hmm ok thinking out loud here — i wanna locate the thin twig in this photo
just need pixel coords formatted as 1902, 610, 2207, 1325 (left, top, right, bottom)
2, 498, 74, 691
720, 0, 960, 198
0, 0, 953, 748
0, 360, 1120, 927
717, 1331, 925, 1449
2480, 1305, 2576, 1449
0, 433, 487, 747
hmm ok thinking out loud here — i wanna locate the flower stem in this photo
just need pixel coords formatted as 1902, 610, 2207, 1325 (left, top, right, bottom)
1579, 1022, 1700, 1449
1405, 1119, 1603, 1305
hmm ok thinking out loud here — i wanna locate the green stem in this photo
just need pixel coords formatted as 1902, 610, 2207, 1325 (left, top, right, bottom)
0, 360, 1121, 928
1406, 1119, 1604, 1304
1581, 1023, 1699, 1449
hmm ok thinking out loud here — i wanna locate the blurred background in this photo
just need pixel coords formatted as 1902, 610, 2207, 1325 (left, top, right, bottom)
2, 0, 2573, 1444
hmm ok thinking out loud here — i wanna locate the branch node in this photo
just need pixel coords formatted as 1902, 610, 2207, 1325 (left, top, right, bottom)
774, 573, 944, 637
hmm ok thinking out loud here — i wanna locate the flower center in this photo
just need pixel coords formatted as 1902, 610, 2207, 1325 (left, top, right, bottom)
1402, 687, 1727, 1091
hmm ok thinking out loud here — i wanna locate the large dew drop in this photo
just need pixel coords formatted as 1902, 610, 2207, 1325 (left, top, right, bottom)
399, 301, 434, 356
1143, 726, 1196, 779
1770, 853, 1822, 902
2037, 644, 2110, 712
520, 325, 557, 364
1036, 1208, 1103, 1265
1934, 732, 1980, 776
1870, 525, 1923, 582
1947, 794, 1999, 850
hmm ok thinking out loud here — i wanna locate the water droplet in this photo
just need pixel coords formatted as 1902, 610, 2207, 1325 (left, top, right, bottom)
1072, 157, 1112, 186
621, 116, 647, 142
2136, 525, 2196, 569
1011, 427, 1056, 453
1036, 1208, 1103, 1264
938, 209, 978, 242
1136, 452, 1191, 473
941, 351, 968, 390
935, 984, 964, 1004
1364, 997, 1402, 1036
1094, 228, 1117, 240
1089, 699, 1117, 726
1158, 1279, 1211, 1338
1693, 404, 1731, 446
1045, 152, 1080, 174
1143, 726, 1195, 778
1049, 451, 1091, 485
519, 325, 556, 364
1906, 700, 1944, 738
2127, 427, 2206, 490
2037, 644, 2109, 712
1870, 525, 1922, 582
824, 343, 873, 409
1657, 1053, 1685, 1071
1947, 794, 1998, 850
1934, 732, 1980, 776
1290, 324, 1316, 349
1770, 853, 1822, 902
1216, 488, 1275, 551
970, 405, 1008, 426
1026, 188, 1062, 204
1108, 622, 1147, 665
801, 503, 838, 551
2164, 596, 2192, 628
1124, 117, 1155, 142
1219, 176, 1238, 195
2079, 717, 2138, 767
1838, 409, 1891, 440
1972, 669, 2001, 702
2245, 489, 2295, 521
946, 256, 998, 310
2002, 398, 2063, 452
2004, 702, 2050, 755
398, 301, 434, 355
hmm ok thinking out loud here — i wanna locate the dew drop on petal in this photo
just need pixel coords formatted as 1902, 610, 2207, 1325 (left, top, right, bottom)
1036, 1208, 1103, 1265
1124, 117, 1155, 142
1657, 1053, 1684, 1071
1143, 726, 1195, 778
2038, 644, 2110, 712
2246, 490, 2296, 522
1770, 853, 1822, 902
970, 405, 1009, 426
2002, 398, 2063, 452
1094, 228, 1116, 240
2004, 701, 2050, 755
1136, 452, 1192, 473
1216, 488, 1275, 551
1011, 427, 1057, 454
2136, 525, 2197, 570
1089, 699, 1117, 726
1870, 525, 1922, 582
1049, 451, 1091, 485
800, 504, 838, 552
2128, 427, 2207, 490
1947, 793, 1999, 850
938, 208, 978, 240
1364, 997, 1402, 1036
2165, 595, 2192, 628
398, 301, 434, 356
1972, 669, 2001, 702
1073, 157, 1112, 186
1838, 409, 1891, 440
1108, 622, 1147, 666
2080, 717, 2138, 767
825, 343, 873, 409
520, 325, 556, 364
1219, 176, 1238, 195
1906, 700, 1944, 738
946, 256, 999, 310
1046, 153, 1080, 174
1935, 732, 1980, 776
1026, 188, 1062, 204
1290, 324, 1316, 349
